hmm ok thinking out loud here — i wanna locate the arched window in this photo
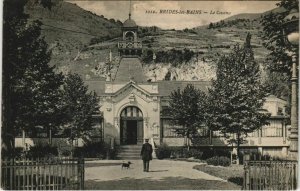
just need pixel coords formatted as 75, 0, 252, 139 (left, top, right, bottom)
120, 106, 143, 118
125, 31, 134, 41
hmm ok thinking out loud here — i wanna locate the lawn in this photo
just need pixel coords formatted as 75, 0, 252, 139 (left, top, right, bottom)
193, 164, 244, 187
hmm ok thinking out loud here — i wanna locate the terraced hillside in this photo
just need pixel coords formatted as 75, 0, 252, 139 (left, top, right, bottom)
25, 1, 274, 82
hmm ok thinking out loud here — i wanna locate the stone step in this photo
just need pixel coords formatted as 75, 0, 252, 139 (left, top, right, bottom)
119, 145, 142, 149
118, 152, 141, 155
117, 144, 143, 159
117, 156, 141, 160
119, 148, 141, 152
118, 151, 140, 155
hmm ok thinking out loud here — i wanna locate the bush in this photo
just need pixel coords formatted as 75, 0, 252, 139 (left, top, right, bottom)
74, 141, 108, 158
155, 143, 171, 159
2, 147, 24, 158
206, 156, 231, 167
200, 148, 228, 160
107, 148, 118, 159
228, 177, 243, 186
187, 149, 203, 159
27, 145, 58, 158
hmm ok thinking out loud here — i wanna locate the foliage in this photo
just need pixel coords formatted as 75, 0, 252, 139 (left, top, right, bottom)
73, 141, 108, 158
206, 156, 231, 167
168, 84, 207, 149
206, 34, 270, 162
200, 148, 231, 160
228, 177, 243, 186
260, 0, 298, 75
142, 48, 195, 66
1, 147, 24, 159
26, 144, 58, 158
141, 49, 155, 63
107, 148, 118, 159
138, 26, 160, 38
263, 71, 290, 101
155, 143, 171, 159
183, 28, 197, 34
60, 74, 100, 143
169, 147, 202, 159
187, 149, 203, 159
2, 0, 64, 150
245, 152, 286, 161
208, 18, 254, 29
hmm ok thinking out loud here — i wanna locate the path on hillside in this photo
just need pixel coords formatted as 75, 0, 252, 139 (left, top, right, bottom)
84, 159, 241, 190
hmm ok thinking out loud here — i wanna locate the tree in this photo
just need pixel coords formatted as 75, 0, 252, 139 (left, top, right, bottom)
168, 84, 207, 150
2, 0, 64, 151
260, 0, 298, 120
61, 74, 99, 145
208, 23, 214, 29
260, 0, 298, 74
206, 34, 270, 163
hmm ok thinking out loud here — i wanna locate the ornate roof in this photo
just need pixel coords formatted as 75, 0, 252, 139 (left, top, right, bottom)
123, 18, 137, 28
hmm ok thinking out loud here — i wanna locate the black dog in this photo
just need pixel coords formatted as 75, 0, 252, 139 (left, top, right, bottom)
121, 161, 132, 169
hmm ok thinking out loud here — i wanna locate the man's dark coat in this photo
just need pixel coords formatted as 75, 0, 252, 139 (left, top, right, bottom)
141, 142, 153, 161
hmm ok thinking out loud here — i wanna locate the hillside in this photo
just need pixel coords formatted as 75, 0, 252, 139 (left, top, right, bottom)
224, 13, 261, 21
25, 0, 122, 74
24, 1, 273, 82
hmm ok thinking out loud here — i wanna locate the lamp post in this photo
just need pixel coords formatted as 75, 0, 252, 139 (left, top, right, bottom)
284, 8, 299, 159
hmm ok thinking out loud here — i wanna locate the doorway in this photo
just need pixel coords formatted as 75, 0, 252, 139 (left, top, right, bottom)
120, 106, 143, 145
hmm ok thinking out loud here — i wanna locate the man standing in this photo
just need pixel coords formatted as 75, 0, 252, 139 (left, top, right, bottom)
140, 138, 153, 172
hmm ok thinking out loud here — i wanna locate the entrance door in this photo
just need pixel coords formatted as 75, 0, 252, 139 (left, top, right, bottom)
127, 120, 137, 144
120, 106, 143, 145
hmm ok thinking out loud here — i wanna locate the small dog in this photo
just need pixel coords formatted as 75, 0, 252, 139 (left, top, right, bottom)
121, 161, 132, 169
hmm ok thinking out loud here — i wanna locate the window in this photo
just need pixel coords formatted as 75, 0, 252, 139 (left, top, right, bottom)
261, 121, 283, 137
197, 128, 209, 137
277, 107, 283, 115
161, 119, 183, 137
248, 130, 259, 137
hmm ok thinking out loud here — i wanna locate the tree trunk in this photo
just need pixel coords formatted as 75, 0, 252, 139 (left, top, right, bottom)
237, 132, 241, 165
187, 130, 190, 151
49, 127, 52, 145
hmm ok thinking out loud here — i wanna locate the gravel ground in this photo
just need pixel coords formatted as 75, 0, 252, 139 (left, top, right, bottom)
84, 159, 241, 190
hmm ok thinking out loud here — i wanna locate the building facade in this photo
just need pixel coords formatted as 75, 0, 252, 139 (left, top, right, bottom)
84, 16, 290, 157
15, 15, 290, 158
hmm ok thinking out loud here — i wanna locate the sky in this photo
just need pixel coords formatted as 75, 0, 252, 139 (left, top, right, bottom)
70, 1, 280, 29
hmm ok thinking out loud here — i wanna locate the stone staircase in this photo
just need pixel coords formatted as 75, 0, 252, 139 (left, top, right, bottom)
117, 144, 142, 160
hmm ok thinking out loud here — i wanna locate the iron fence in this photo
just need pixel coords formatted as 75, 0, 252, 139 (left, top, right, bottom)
243, 160, 298, 190
1, 157, 84, 190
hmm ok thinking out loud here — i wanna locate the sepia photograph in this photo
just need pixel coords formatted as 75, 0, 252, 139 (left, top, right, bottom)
1, 0, 299, 190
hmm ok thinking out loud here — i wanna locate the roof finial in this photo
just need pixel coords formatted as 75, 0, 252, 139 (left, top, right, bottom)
129, 0, 132, 19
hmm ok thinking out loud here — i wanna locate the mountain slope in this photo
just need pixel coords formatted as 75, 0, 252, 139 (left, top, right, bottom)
24, 1, 273, 82
25, 1, 122, 63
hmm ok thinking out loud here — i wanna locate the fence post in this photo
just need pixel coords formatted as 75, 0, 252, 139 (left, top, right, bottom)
78, 157, 84, 190
243, 161, 250, 190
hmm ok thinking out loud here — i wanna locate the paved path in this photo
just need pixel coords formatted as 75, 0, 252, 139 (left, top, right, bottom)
85, 159, 241, 190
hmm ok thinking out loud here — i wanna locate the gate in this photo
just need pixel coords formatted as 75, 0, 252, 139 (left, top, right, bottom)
243, 160, 298, 190
1, 157, 84, 190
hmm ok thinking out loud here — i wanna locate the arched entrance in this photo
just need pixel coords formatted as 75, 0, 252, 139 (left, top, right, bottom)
120, 106, 144, 145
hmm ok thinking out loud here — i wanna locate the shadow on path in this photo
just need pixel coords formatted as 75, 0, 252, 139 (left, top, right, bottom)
85, 176, 241, 190
148, 170, 168, 172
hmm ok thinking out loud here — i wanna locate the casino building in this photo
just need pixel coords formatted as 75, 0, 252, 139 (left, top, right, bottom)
84, 14, 290, 157
15, 13, 290, 158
